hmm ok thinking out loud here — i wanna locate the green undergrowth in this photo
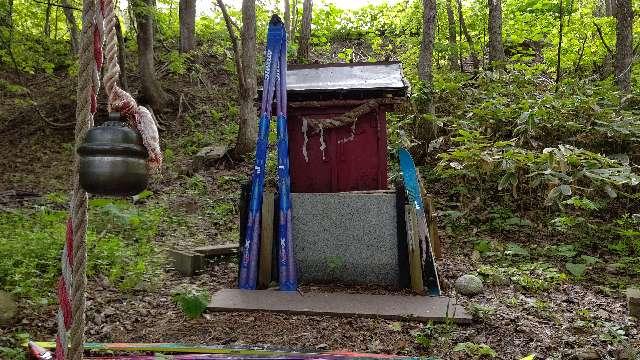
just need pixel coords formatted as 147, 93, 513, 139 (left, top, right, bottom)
0, 196, 165, 305
402, 70, 640, 293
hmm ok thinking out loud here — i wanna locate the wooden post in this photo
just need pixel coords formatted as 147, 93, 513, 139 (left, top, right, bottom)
424, 195, 442, 260
416, 170, 442, 260
258, 192, 275, 289
405, 205, 425, 294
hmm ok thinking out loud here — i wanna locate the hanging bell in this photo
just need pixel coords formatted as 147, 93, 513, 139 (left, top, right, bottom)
77, 112, 149, 196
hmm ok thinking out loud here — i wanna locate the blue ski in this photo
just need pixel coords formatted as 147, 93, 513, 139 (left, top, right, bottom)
398, 148, 440, 295
239, 16, 285, 290
274, 26, 297, 291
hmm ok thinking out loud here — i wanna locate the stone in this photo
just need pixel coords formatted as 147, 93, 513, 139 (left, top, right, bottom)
627, 287, 640, 317
192, 145, 228, 171
168, 249, 205, 276
454, 274, 484, 296
291, 192, 403, 287
0, 290, 17, 325
571, 348, 600, 360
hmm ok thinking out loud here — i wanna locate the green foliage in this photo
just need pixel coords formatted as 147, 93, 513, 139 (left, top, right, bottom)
478, 263, 567, 292
565, 262, 587, 277
0, 333, 29, 360
164, 50, 190, 75
453, 342, 497, 358
185, 174, 209, 196
0, 79, 27, 94
0, 198, 164, 302
413, 322, 436, 348
1, 0, 76, 73
474, 239, 492, 254
505, 243, 530, 256
172, 288, 209, 319
469, 303, 496, 320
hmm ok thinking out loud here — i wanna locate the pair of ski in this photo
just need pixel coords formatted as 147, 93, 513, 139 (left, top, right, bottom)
239, 15, 297, 291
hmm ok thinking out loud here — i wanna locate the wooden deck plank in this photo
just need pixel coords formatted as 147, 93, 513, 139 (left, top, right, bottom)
192, 244, 239, 257
258, 192, 275, 289
404, 205, 424, 294
209, 289, 472, 324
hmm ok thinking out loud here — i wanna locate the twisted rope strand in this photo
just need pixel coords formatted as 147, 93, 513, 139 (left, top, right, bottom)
56, 0, 97, 358
102, 0, 162, 172
57, 0, 163, 358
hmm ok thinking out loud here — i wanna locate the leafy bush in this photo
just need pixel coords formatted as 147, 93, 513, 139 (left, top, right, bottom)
172, 288, 209, 319
0, 199, 165, 303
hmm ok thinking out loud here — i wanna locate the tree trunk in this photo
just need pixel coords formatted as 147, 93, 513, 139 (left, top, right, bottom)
133, 0, 166, 111
555, 0, 564, 92
179, 0, 196, 52
292, 0, 299, 44
487, 0, 505, 68
216, 0, 258, 158
605, 0, 617, 16
297, 0, 312, 63
54, 7, 59, 39
614, 0, 633, 93
60, 0, 79, 54
284, 0, 291, 35
115, 16, 128, 91
456, 0, 478, 70
4, 0, 19, 70
44, 0, 52, 38
418, 0, 436, 86
446, 0, 458, 70
235, 0, 258, 157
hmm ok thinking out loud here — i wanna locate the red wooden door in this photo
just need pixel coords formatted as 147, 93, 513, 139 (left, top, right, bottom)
287, 106, 388, 193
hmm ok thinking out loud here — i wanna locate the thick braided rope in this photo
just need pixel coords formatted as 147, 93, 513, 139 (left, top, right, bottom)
54, 220, 73, 360
70, 0, 99, 353
57, 1, 162, 357
102, 0, 162, 172
55, 0, 98, 358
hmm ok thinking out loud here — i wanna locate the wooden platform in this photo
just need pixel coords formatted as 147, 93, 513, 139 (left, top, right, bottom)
209, 289, 472, 324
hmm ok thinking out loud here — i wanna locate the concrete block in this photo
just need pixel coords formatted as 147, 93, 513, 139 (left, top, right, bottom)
291, 192, 407, 287
168, 249, 204, 276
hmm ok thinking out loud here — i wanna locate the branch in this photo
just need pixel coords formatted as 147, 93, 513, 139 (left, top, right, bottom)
31, 0, 80, 10
34, 104, 75, 128
633, 41, 640, 56
215, 0, 245, 88
593, 21, 613, 55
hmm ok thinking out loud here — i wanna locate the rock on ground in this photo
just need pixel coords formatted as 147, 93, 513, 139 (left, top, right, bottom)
454, 274, 483, 296
192, 145, 228, 172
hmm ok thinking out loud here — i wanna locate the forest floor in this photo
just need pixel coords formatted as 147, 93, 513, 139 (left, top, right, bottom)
0, 65, 638, 360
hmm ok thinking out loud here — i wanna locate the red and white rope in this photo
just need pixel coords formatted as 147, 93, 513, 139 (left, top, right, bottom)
56, 0, 162, 358
102, 0, 162, 172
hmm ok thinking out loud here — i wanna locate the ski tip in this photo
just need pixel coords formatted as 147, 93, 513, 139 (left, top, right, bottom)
270, 14, 283, 26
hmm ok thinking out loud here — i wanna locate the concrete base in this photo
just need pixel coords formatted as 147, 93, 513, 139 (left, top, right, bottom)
291, 191, 408, 287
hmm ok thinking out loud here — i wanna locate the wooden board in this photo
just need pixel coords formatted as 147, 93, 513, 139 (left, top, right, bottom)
193, 244, 239, 257
258, 192, 275, 289
404, 205, 424, 294
31, 341, 421, 359
31, 341, 285, 355
209, 289, 472, 324
415, 170, 442, 260
423, 195, 442, 260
